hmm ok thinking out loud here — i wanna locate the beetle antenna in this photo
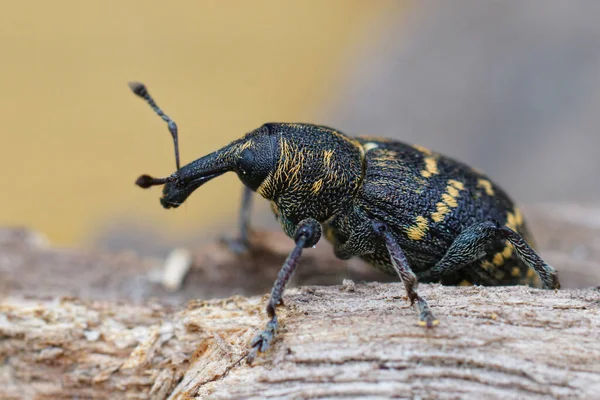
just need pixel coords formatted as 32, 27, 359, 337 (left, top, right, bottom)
129, 82, 181, 172
135, 173, 179, 189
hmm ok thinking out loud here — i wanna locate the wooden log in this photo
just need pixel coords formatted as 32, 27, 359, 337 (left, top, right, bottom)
1, 285, 599, 399
1, 203, 600, 399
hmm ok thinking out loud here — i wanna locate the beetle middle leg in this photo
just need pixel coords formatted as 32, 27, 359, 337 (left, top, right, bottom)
421, 220, 560, 289
221, 186, 253, 253
247, 218, 321, 364
372, 221, 438, 328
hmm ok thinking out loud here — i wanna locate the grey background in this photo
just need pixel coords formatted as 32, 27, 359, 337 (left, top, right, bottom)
324, 0, 599, 203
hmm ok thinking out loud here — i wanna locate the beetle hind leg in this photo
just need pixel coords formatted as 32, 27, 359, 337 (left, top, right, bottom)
498, 225, 560, 289
421, 220, 559, 289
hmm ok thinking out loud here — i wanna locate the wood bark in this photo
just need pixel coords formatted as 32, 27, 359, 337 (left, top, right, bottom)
1, 203, 600, 399
2, 285, 599, 399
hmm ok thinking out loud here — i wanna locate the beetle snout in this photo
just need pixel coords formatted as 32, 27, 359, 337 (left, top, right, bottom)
160, 171, 224, 209
160, 191, 182, 209
160, 180, 195, 209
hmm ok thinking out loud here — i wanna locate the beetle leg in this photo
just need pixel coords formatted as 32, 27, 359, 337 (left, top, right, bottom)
421, 221, 500, 282
498, 225, 560, 289
372, 221, 438, 328
221, 186, 253, 253
247, 218, 321, 364
423, 221, 559, 289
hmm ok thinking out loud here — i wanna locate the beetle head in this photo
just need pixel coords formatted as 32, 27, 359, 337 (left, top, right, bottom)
153, 129, 276, 209
129, 82, 276, 208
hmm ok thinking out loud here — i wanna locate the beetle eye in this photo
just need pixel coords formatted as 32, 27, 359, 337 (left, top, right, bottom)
238, 148, 255, 176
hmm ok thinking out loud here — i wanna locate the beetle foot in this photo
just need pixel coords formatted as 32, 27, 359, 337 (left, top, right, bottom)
247, 319, 277, 365
417, 311, 439, 328
416, 295, 439, 328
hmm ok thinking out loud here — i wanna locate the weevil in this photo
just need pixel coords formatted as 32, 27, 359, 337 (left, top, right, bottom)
128, 82, 560, 363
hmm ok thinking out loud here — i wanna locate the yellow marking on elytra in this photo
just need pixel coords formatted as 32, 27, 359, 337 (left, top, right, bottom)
448, 180, 464, 190
447, 186, 460, 198
412, 144, 432, 156
511, 267, 521, 277
493, 253, 504, 267
372, 150, 399, 170
430, 179, 464, 222
311, 178, 324, 194
477, 179, 494, 196
506, 211, 517, 231
373, 149, 398, 162
514, 208, 523, 226
459, 280, 473, 286
421, 157, 439, 178
323, 149, 334, 169
406, 216, 429, 241
527, 268, 535, 278
481, 260, 494, 272
441, 193, 458, 208
502, 243, 514, 259
431, 202, 449, 222
362, 142, 379, 152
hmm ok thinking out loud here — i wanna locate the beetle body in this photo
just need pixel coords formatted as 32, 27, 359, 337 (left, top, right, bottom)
162, 123, 539, 287
130, 83, 559, 362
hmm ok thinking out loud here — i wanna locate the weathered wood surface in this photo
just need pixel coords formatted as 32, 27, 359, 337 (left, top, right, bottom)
1, 203, 600, 399
1, 285, 599, 399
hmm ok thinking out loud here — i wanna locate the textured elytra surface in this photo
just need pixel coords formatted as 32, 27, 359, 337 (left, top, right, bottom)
340, 136, 538, 286
1, 284, 599, 399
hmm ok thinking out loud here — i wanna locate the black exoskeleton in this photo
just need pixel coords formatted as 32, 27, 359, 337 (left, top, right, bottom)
129, 83, 560, 363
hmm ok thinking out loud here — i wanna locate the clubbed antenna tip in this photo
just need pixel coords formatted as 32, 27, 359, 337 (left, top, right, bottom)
128, 81, 148, 98
135, 174, 157, 188
135, 173, 178, 189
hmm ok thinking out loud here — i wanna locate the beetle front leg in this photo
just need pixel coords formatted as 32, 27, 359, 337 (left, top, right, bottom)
247, 218, 321, 364
372, 221, 438, 328
221, 186, 253, 253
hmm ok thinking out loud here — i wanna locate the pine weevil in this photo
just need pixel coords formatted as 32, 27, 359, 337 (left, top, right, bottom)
129, 82, 560, 363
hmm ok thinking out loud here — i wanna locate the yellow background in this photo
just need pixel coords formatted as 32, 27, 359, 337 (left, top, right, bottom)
0, 1, 405, 246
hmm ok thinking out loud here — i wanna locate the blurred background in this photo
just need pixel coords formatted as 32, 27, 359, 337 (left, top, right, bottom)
1, 0, 599, 255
